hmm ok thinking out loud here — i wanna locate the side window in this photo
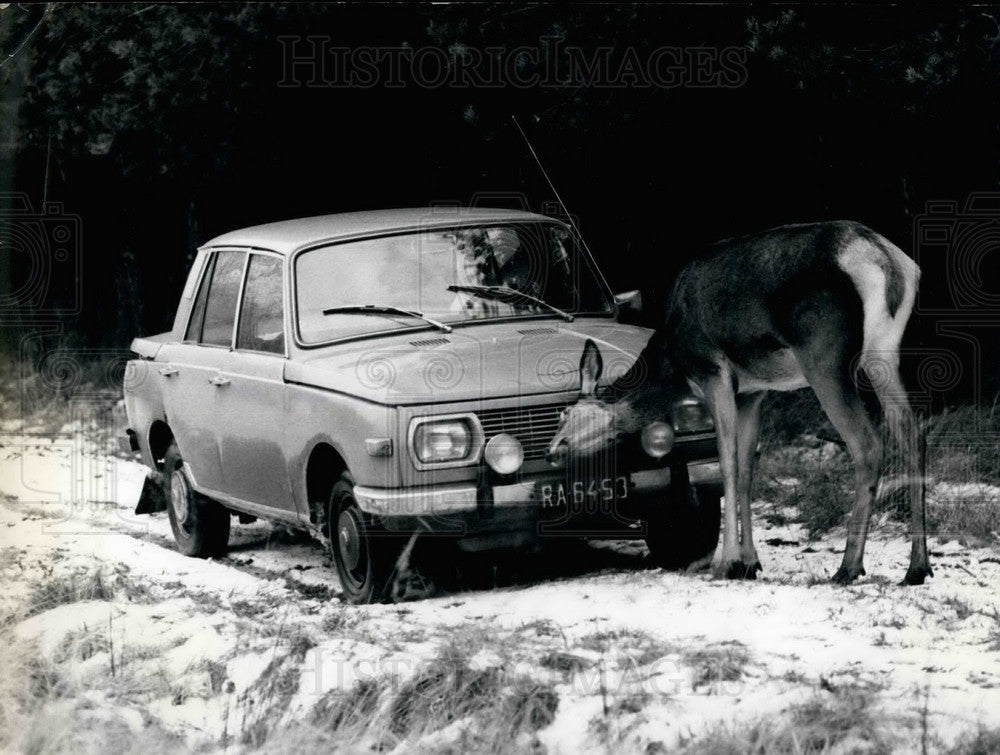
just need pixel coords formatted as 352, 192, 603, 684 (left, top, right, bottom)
237, 254, 285, 354
201, 251, 247, 347
185, 253, 216, 342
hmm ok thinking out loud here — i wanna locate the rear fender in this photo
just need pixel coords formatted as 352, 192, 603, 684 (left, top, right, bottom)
130, 332, 172, 359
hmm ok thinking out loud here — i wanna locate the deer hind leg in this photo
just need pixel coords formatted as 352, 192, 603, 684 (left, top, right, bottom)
736, 391, 767, 576
698, 368, 757, 579
795, 350, 882, 584
864, 355, 932, 585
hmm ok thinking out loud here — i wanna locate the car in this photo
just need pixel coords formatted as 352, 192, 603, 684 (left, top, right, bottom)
121, 207, 723, 603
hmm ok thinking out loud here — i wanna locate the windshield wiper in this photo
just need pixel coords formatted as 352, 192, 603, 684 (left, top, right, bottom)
321, 305, 452, 333
447, 285, 574, 322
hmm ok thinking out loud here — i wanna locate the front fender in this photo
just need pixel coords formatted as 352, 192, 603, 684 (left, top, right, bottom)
284, 383, 400, 513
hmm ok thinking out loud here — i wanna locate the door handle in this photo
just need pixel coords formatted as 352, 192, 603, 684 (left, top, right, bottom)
208, 375, 231, 387
158, 367, 179, 377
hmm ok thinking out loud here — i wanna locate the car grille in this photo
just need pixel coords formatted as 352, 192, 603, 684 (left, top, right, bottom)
476, 401, 571, 461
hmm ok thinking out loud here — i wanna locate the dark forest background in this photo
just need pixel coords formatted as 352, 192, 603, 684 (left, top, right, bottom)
1, 3, 998, 404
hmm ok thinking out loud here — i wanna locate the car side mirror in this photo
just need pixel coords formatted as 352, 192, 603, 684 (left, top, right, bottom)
614, 290, 643, 323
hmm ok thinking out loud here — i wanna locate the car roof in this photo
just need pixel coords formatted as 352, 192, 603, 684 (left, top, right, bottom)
200, 207, 561, 255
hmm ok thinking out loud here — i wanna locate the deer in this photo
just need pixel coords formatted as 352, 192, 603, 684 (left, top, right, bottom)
546, 220, 932, 585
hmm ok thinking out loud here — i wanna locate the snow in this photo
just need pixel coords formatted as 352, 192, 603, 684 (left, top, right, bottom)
1, 430, 999, 752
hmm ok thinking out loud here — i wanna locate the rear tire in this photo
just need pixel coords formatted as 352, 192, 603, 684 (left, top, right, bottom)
326, 473, 402, 604
645, 483, 721, 570
162, 444, 231, 558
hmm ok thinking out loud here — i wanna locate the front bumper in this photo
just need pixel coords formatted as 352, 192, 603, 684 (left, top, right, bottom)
687, 459, 722, 486
355, 466, 683, 516
353, 459, 722, 541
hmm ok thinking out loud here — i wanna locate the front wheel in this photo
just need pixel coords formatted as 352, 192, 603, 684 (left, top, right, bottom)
326, 474, 403, 604
645, 483, 721, 570
162, 444, 230, 558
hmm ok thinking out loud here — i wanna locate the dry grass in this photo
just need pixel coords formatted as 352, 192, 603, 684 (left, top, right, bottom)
929, 487, 1000, 547
260, 639, 559, 752
686, 641, 752, 693
0, 355, 123, 436
4, 557, 569, 753
310, 677, 382, 735
580, 626, 665, 654
25, 565, 151, 619
540, 649, 594, 673
0, 566, 182, 754
945, 726, 1000, 755
26, 568, 114, 617
240, 658, 304, 748
386, 646, 506, 737
757, 446, 853, 539
17, 703, 183, 755
757, 393, 1000, 541
927, 404, 1000, 483
677, 685, 890, 754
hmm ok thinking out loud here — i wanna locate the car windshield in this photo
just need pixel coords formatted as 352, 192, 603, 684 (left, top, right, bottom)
295, 222, 614, 343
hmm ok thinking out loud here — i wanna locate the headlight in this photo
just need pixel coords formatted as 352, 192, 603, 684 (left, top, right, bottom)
671, 398, 714, 434
409, 414, 483, 468
414, 421, 471, 462
641, 421, 675, 459
484, 433, 524, 474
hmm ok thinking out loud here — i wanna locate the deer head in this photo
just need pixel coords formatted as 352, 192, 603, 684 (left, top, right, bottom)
545, 339, 621, 464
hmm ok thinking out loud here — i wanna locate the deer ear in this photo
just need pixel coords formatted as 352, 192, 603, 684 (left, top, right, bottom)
579, 339, 603, 397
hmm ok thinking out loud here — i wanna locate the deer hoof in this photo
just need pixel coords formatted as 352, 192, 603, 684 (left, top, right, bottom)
716, 560, 759, 580
901, 565, 933, 586
684, 554, 714, 573
831, 565, 865, 584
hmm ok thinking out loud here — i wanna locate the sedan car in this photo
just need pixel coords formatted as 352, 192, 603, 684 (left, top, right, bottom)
122, 207, 722, 602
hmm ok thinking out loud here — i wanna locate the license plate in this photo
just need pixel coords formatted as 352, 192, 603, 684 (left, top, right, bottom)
538, 475, 629, 514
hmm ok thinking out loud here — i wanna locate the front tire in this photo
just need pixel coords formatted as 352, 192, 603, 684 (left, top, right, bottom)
162, 444, 230, 558
326, 473, 402, 604
645, 482, 722, 570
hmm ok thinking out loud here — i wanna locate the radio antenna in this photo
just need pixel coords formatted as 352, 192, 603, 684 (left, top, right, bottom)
510, 115, 589, 249
511, 114, 621, 320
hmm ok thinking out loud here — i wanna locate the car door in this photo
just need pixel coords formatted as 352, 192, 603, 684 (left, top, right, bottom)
213, 252, 295, 511
159, 249, 247, 495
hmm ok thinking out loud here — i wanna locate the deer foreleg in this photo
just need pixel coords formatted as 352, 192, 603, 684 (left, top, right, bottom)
736, 392, 767, 576
698, 370, 750, 579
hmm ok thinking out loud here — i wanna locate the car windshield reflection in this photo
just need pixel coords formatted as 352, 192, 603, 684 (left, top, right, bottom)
295, 222, 612, 343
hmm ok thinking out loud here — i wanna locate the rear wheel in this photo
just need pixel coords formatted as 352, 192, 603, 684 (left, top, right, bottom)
162, 444, 230, 557
645, 482, 721, 570
326, 473, 402, 604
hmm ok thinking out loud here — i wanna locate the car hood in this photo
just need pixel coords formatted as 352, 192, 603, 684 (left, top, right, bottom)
284, 319, 655, 405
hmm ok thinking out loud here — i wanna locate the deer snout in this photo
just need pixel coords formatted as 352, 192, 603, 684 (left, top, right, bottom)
545, 439, 569, 466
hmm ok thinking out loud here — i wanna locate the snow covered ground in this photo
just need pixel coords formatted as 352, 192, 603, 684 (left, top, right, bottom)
1, 427, 999, 753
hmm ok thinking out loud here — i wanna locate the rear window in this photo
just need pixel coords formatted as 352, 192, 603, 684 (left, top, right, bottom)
186, 250, 247, 346
237, 254, 285, 354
